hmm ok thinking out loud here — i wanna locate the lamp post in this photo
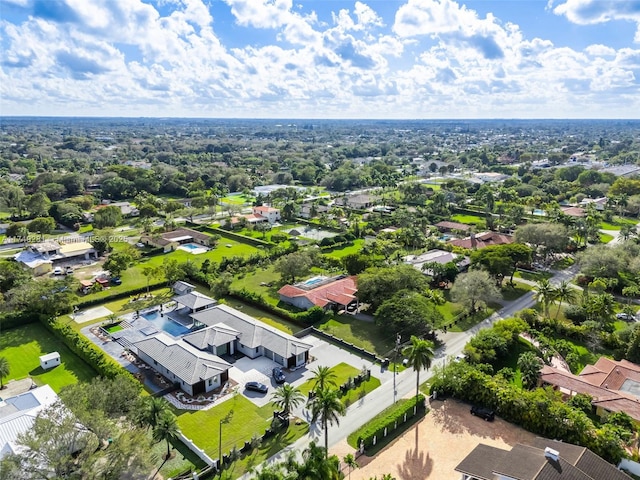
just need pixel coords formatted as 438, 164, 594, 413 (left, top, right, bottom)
393, 333, 401, 402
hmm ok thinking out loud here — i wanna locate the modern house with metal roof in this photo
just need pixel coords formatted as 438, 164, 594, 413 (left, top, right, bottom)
455, 438, 631, 480
188, 304, 312, 368
134, 333, 231, 396
0, 385, 58, 459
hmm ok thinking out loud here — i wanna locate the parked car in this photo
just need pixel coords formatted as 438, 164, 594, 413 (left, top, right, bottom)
346, 303, 358, 313
470, 405, 495, 421
65, 266, 74, 275
245, 381, 268, 394
110, 277, 122, 285
52, 267, 63, 275
616, 312, 636, 321
272, 367, 286, 384
454, 353, 466, 362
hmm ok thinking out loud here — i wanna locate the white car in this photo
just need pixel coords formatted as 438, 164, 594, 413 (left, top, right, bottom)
52, 267, 63, 275
616, 312, 637, 321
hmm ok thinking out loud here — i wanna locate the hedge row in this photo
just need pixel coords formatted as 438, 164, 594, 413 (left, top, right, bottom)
0, 311, 42, 330
190, 223, 274, 248
230, 287, 325, 324
40, 317, 139, 388
356, 394, 426, 449
74, 282, 167, 309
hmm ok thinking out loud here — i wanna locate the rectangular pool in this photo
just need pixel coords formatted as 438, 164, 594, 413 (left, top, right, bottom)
142, 311, 191, 338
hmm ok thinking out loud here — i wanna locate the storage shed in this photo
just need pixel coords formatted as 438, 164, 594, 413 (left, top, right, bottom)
39, 352, 60, 370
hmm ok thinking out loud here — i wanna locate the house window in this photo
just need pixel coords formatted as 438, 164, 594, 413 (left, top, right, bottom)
208, 379, 212, 386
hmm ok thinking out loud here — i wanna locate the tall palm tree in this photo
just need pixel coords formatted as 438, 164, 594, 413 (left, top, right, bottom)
271, 384, 305, 417
534, 279, 557, 318
554, 280, 578, 320
343, 453, 358, 480
517, 352, 543, 390
297, 441, 342, 480
138, 396, 171, 430
403, 336, 435, 406
310, 366, 337, 392
308, 387, 346, 457
153, 410, 179, 460
0, 356, 10, 389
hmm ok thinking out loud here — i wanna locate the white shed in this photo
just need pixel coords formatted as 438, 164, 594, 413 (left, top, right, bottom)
39, 352, 60, 370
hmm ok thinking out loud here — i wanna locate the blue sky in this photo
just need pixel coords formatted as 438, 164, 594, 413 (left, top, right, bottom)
1, 0, 640, 118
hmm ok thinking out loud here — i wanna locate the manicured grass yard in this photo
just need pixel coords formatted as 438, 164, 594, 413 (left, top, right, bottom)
176, 394, 307, 477
514, 270, 553, 282
600, 233, 614, 243
500, 281, 533, 301
600, 217, 639, 231
322, 239, 365, 259
317, 315, 397, 357
297, 362, 380, 404
231, 265, 281, 306
150, 432, 206, 479
451, 213, 486, 226
0, 323, 96, 392
220, 194, 253, 206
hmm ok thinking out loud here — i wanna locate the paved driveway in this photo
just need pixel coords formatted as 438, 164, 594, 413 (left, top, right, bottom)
331, 399, 537, 480
229, 356, 281, 406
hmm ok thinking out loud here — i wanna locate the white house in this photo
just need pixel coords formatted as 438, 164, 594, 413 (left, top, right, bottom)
252, 206, 281, 224
14, 240, 97, 275
39, 352, 60, 370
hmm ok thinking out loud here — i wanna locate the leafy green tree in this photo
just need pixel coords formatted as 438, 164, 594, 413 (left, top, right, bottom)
93, 205, 122, 229
358, 264, 428, 311
517, 352, 543, 389
534, 279, 557, 318
26, 192, 51, 218
567, 393, 594, 415
403, 335, 434, 405
374, 290, 442, 337
342, 253, 372, 275
274, 250, 316, 284
450, 270, 500, 313
142, 264, 163, 294
271, 384, 305, 417
308, 387, 346, 457
103, 251, 134, 278
0, 356, 10, 389
5, 222, 28, 239
27, 216, 56, 235
0, 260, 31, 292
136, 396, 172, 431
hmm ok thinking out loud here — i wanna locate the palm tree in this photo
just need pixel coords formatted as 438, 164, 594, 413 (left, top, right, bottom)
554, 280, 577, 320
298, 441, 342, 479
153, 410, 179, 460
343, 453, 358, 480
517, 352, 543, 389
403, 336, 435, 405
138, 396, 171, 430
0, 356, 10, 389
271, 384, 305, 417
310, 366, 337, 392
308, 387, 346, 456
534, 279, 557, 318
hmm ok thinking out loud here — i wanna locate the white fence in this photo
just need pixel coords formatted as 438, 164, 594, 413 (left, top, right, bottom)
177, 431, 215, 467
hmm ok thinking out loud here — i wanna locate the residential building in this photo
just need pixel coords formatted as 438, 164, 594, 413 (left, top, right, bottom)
448, 231, 514, 250
14, 240, 97, 275
188, 304, 312, 368
404, 249, 470, 275
561, 206, 586, 217
434, 220, 471, 233
278, 275, 357, 311
300, 203, 329, 219
579, 197, 608, 211
252, 205, 281, 224
334, 194, 379, 210
134, 333, 231, 396
540, 358, 640, 422
140, 227, 213, 253
0, 385, 58, 459
99, 201, 139, 217
455, 438, 630, 480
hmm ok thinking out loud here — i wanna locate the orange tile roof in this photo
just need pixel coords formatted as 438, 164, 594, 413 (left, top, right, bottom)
278, 276, 358, 308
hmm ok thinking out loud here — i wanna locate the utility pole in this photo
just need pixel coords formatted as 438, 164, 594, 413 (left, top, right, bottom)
393, 333, 401, 402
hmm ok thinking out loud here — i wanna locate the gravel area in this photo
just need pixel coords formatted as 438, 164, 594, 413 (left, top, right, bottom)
331, 398, 537, 480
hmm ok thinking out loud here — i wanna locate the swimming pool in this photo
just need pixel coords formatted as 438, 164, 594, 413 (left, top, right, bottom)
142, 311, 191, 337
181, 243, 199, 251
304, 276, 327, 286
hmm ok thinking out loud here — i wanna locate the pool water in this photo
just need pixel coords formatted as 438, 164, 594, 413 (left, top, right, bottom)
181, 243, 199, 251
304, 276, 327, 286
142, 311, 191, 337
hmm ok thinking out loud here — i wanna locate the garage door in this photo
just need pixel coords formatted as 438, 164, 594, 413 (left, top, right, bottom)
264, 348, 274, 360
274, 353, 284, 365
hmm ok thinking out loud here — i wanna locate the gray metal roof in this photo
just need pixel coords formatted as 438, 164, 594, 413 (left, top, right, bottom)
134, 333, 231, 385
191, 304, 312, 359
173, 291, 217, 311
183, 323, 240, 351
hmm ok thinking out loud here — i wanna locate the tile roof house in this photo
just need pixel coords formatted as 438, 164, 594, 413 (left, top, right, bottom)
456, 438, 630, 480
188, 304, 312, 369
404, 249, 470, 275
252, 206, 281, 224
134, 333, 231, 396
0, 385, 59, 459
434, 220, 471, 233
140, 227, 213, 253
540, 358, 640, 422
579, 197, 608, 211
448, 231, 514, 250
278, 275, 358, 311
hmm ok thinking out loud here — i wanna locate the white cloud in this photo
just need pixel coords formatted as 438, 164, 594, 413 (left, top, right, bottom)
554, 0, 640, 42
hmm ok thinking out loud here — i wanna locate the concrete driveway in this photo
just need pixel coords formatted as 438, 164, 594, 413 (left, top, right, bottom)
331, 399, 538, 480
229, 356, 282, 406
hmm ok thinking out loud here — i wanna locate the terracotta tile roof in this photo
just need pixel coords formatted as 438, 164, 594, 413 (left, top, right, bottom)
562, 206, 585, 217
448, 231, 514, 249
434, 220, 471, 232
278, 276, 358, 308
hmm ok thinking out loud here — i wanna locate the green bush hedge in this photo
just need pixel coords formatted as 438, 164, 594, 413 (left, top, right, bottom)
356, 394, 426, 449
40, 317, 139, 389
0, 311, 42, 330
229, 288, 326, 325
74, 282, 166, 309
200, 225, 273, 247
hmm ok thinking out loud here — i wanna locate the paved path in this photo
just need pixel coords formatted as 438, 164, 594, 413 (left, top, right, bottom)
238, 266, 578, 478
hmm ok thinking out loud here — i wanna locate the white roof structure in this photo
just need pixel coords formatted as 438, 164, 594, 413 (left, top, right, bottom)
0, 385, 58, 459
174, 291, 217, 311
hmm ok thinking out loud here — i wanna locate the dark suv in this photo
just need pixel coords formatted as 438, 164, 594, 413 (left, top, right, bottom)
272, 367, 286, 384
470, 405, 495, 421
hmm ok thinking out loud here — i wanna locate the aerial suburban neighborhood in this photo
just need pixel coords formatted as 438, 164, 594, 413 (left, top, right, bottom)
1, 116, 640, 480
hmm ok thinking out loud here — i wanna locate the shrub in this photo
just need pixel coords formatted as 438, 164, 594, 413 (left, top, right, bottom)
356, 395, 425, 449
564, 304, 587, 324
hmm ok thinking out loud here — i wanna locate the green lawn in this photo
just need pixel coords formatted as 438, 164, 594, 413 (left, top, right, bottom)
220, 194, 254, 206
231, 266, 281, 306
151, 432, 206, 479
0, 323, 96, 392
600, 233, 614, 243
451, 213, 486, 226
176, 393, 306, 476
500, 281, 533, 301
297, 362, 376, 399
71, 287, 173, 323
514, 270, 553, 282
317, 315, 397, 357
600, 217, 639, 231
322, 240, 365, 259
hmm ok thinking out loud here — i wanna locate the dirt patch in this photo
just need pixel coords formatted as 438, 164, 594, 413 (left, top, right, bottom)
331, 398, 537, 480
1, 378, 36, 398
